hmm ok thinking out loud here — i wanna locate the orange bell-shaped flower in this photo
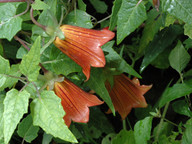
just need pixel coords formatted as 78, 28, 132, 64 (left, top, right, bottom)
54, 25, 115, 81
53, 78, 103, 127
105, 74, 152, 119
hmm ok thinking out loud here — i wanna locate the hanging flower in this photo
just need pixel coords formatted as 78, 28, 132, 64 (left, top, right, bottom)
54, 25, 115, 81
53, 78, 103, 127
105, 74, 152, 119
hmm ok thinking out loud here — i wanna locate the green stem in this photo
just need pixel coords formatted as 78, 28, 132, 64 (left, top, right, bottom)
155, 102, 169, 142
123, 119, 126, 130
97, 15, 111, 24
126, 118, 133, 131
163, 118, 184, 130
179, 72, 192, 111
40, 36, 55, 54
3, 74, 27, 81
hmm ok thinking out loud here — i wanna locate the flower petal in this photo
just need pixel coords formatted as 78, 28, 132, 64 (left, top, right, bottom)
54, 25, 115, 80
54, 78, 103, 127
106, 74, 152, 119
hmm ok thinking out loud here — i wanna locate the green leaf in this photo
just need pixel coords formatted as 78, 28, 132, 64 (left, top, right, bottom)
42, 133, 53, 144
78, 0, 86, 11
117, 0, 147, 44
0, 94, 5, 140
89, 107, 114, 134
3, 89, 30, 144
64, 10, 93, 28
103, 41, 141, 78
30, 90, 77, 143
139, 9, 163, 54
32, 0, 57, 37
169, 41, 190, 74
109, 0, 122, 31
19, 36, 41, 82
2, 40, 19, 59
140, 25, 183, 72
17, 114, 39, 143
0, 43, 3, 56
0, 55, 10, 74
182, 118, 192, 144
50, 46, 81, 76
161, 14, 176, 29
17, 3, 39, 21
184, 38, 192, 50
89, 0, 108, 14
151, 48, 171, 69
0, 64, 21, 91
32, 0, 49, 10
112, 130, 135, 144
158, 81, 192, 108
184, 23, 192, 39
85, 68, 115, 115
134, 116, 153, 144
101, 133, 116, 144
0, 3, 22, 41
0, 55, 11, 91
16, 46, 28, 59
135, 105, 153, 120
161, 0, 192, 25
172, 100, 192, 117
153, 122, 173, 138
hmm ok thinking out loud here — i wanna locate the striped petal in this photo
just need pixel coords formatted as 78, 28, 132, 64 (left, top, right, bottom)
54, 25, 115, 80
106, 74, 152, 119
54, 78, 103, 127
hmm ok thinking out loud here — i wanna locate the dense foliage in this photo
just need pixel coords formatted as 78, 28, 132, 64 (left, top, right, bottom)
0, 0, 192, 144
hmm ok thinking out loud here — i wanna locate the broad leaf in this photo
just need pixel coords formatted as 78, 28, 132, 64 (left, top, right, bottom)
169, 41, 190, 74
112, 130, 135, 144
158, 81, 192, 108
161, 14, 176, 29
153, 122, 173, 138
30, 90, 77, 143
0, 43, 3, 56
50, 46, 81, 76
140, 25, 183, 72
89, 0, 108, 14
17, 114, 39, 143
134, 116, 153, 144
117, 0, 147, 44
103, 41, 141, 78
182, 118, 192, 144
0, 94, 5, 140
101, 133, 116, 144
42, 133, 53, 144
0, 55, 10, 74
85, 68, 115, 115
151, 48, 170, 69
172, 100, 192, 117
0, 3, 22, 41
3, 89, 30, 144
0, 64, 21, 91
139, 9, 163, 54
78, 0, 86, 11
19, 36, 41, 82
0, 55, 10, 90
64, 10, 93, 28
32, 0, 57, 37
32, 0, 49, 10
109, 0, 122, 31
89, 107, 114, 134
16, 46, 28, 59
161, 0, 192, 25
184, 23, 192, 39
